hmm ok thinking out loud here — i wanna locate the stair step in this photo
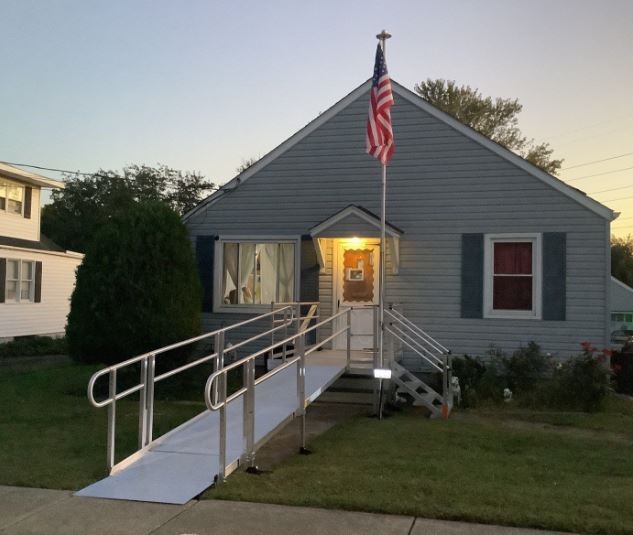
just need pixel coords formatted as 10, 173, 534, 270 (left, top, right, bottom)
318, 391, 373, 405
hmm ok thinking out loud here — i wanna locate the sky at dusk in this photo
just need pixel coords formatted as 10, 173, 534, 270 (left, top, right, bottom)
2, 0, 632, 236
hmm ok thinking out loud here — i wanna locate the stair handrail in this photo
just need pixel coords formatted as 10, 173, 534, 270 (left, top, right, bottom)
204, 307, 353, 483
86, 305, 297, 473
386, 307, 449, 354
384, 307, 453, 417
386, 322, 443, 370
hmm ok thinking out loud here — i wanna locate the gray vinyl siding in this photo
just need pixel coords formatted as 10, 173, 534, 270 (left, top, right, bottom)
187, 87, 609, 362
318, 239, 334, 342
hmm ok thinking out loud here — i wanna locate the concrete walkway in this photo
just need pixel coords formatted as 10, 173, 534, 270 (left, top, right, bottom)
0, 485, 572, 535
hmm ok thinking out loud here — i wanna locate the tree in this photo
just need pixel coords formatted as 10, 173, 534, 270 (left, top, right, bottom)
236, 156, 261, 174
66, 201, 201, 365
414, 79, 563, 175
42, 164, 214, 252
612, 235, 633, 287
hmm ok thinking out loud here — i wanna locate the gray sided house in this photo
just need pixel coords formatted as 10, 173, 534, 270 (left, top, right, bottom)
185, 79, 616, 364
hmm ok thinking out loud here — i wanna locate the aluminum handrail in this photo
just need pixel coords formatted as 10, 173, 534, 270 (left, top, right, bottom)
385, 326, 443, 372
86, 305, 297, 472
386, 322, 443, 366
87, 305, 295, 404
204, 308, 349, 409
383, 307, 453, 416
385, 307, 449, 354
204, 307, 352, 482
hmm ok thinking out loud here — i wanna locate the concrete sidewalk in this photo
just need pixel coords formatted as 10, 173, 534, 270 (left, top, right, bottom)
0, 485, 572, 535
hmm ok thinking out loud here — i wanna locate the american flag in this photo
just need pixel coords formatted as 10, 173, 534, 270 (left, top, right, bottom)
366, 43, 394, 165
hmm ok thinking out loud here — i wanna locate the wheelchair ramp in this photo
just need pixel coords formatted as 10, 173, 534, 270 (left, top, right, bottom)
76, 352, 348, 504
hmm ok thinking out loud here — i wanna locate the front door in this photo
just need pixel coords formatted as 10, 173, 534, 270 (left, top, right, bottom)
334, 240, 380, 350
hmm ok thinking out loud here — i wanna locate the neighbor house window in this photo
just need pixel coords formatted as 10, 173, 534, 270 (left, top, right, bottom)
5, 260, 35, 303
221, 242, 295, 306
484, 234, 541, 319
0, 178, 24, 215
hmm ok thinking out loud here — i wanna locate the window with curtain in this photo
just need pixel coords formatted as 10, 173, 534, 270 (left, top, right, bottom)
491, 241, 534, 311
222, 242, 295, 305
0, 178, 24, 214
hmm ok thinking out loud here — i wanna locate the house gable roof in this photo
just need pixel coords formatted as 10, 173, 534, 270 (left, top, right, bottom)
184, 79, 616, 223
309, 205, 403, 238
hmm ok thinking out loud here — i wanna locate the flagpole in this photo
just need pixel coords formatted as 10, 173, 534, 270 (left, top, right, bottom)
376, 29, 391, 420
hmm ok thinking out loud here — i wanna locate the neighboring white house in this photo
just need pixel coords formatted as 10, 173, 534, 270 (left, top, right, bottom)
610, 276, 633, 333
0, 162, 83, 340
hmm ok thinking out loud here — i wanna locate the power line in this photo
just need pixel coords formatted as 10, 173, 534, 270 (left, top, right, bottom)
1, 161, 92, 177
566, 165, 633, 182
1, 160, 221, 191
562, 151, 633, 171
548, 113, 633, 140
590, 184, 633, 195
602, 194, 633, 203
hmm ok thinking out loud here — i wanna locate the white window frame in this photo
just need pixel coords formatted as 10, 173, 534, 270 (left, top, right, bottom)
483, 233, 542, 320
0, 178, 25, 216
213, 236, 301, 314
5, 259, 35, 304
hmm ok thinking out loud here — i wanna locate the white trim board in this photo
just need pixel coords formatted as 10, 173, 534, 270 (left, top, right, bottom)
0, 162, 64, 189
183, 79, 616, 223
612, 276, 633, 295
309, 205, 403, 238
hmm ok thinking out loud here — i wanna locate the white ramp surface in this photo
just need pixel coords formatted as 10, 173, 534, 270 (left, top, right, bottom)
76, 352, 347, 504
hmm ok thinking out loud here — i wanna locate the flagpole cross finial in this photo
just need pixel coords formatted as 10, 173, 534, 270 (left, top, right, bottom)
376, 30, 392, 42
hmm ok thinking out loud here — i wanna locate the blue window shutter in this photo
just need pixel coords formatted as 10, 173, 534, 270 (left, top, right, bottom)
300, 236, 319, 345
542, 233, 566, 321
461, 234, 483, 318
300, 235, 319, 302
196, 235, 215, 313
0, 258, 5, 304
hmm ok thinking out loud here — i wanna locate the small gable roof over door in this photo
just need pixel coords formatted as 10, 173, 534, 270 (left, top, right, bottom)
309, 205, 403, 238
309, 205, 402, 274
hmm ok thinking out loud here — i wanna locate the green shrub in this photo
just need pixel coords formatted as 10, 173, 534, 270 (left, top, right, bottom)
66, 201, 201, 365
611, 350, 633, 395
503, 341, 550, 395
452, 342, 611, 412
0, 336, 67, 358
543, 344, 612, 412
452, 355, 486, 407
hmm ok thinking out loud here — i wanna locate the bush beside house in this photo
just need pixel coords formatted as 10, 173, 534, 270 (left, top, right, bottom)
66, 201, 201, 365
452, 341, 612, 412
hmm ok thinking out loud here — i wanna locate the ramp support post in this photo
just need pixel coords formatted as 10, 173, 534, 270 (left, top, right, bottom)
145, 354, 156, 445
138, 358, 148, 449
243, 358, 257, 470
346, 308, 351, 372
296, 333, 311, 454
107, 369, 117, 472
217, 331, 227, 483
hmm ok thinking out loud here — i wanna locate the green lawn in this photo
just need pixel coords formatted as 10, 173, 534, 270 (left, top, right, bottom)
208, 402, 633, 535
0, 362, 205, 490
3, 361, 633, 534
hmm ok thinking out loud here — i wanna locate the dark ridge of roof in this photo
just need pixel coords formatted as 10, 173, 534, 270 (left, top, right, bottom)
0, 234, 66, 253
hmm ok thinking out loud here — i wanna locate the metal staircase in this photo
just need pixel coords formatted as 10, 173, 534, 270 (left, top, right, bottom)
384, 306, 453, 418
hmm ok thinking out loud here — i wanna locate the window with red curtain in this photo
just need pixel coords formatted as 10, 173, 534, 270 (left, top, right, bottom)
493, 242, 533, 310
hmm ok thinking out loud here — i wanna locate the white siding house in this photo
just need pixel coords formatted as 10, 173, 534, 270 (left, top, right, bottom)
185, 80, 616, 362
0, 162, 83, 340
